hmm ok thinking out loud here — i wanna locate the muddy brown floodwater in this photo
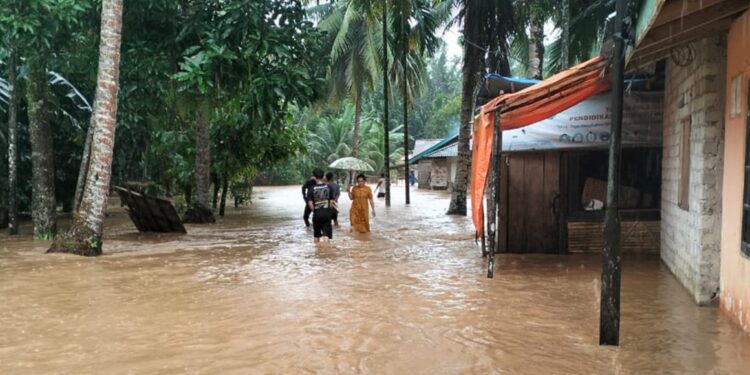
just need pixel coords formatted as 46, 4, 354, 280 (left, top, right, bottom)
1, 185, 749, 374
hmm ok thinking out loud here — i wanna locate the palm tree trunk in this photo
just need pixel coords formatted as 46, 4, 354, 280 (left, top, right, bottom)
447, 0, 483, 216
352, 91, 362, 158
48, 0, 124, 256
7, 49, 19, 235
527, 14, 545, 80
73, 124, 94, 213
382, 0, 391, 207
195, 111, 211, 209
26, 56, 57, 240
183, 110, 215, 223
560, 0, 570, 69
219, 177, 228, 217
212, 173, 219, 209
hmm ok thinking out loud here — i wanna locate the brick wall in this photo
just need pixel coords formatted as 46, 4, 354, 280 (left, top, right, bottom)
661, 37, 726, 305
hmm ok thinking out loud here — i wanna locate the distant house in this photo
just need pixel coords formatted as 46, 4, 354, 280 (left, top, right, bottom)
409, 131, 460, 190
394, 138, 441, 185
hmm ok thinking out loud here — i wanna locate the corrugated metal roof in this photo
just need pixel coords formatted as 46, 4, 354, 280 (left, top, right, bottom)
424, 143, 457, 158
409, 128, 459, 164
411, 139, 442, 157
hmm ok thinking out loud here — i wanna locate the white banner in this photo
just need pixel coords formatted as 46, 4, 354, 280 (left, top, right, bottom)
502, 92, 663, 151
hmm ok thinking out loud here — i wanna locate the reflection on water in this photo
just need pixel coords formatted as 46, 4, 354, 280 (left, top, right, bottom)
1, 185, 748, 374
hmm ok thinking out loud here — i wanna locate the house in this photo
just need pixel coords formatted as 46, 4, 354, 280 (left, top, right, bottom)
467, 0, 750, 337
471, 84, 664, 254
400, 138, 441, 187
499, 90, 664, 254
624, 0, 750, 331
409, 130, 460, 190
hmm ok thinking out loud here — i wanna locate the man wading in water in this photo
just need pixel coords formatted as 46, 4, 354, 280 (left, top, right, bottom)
325, 172, 341, 227
302, 173, 317, 228
307, 168, 335, 243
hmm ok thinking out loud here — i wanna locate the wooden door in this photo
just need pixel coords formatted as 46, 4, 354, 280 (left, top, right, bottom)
498, 152, 561, 253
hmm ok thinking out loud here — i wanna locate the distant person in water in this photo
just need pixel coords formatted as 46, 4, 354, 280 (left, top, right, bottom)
307, 168, 334, 243
302, 173, 317, 228
374, 173, 386, 198
325, 172, 341, 227
409, 171, 417, 187
349, 174, 376, 233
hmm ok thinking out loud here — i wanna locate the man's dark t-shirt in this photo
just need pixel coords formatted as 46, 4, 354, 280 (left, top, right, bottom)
307, 182, 333, 238
328, 182, 341, 201
307, 182, 332, 211
302, 178, 317, 201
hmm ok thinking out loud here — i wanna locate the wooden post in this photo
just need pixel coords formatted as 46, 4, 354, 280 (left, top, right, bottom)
493, 117, 504, 257
382, 0, 391, 207
488, 112, 502, 278
486, 184, 495, 255
480, 207, 487, 257
599, 0, 626, 346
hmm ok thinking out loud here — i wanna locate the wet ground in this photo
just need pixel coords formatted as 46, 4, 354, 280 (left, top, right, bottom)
1, 185, 749, 374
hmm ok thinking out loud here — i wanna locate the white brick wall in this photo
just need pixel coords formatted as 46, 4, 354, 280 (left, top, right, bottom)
661, 37, 726, 305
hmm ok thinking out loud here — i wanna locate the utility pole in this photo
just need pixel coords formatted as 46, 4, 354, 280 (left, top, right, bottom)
383, 0, 391, 207
403, 15, 410, 205
599, 0, 627, 346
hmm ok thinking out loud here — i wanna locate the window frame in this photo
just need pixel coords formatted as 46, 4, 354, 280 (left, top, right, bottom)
678, 117, 691, 211
730, 75, 742, 119
742, 78, 750, 258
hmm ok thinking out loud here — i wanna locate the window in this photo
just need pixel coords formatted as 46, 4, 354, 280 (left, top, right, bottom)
566, 148, 662, 218
730, 75, 741, 119
678, 117, 691, 211
743, 80, 750, 257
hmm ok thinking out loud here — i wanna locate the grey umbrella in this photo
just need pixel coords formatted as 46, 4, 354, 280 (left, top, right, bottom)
328, 157, 374, 172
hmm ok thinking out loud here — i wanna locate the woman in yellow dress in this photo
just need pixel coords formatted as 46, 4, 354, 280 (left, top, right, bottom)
348, 174, 376, 233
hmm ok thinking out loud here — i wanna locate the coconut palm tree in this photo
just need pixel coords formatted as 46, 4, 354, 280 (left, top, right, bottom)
48, 0, 124, 256
511, 0, 615, 77
317, 0, 384, 158
316, 0, 438, 205
512, 0, 556, 79
4, 50, 18, 235
546, 0, 614, 74
360, 120, 404, 174
436, 0, 514, 216
390, 0, 439, 204
307, 103, 357, 165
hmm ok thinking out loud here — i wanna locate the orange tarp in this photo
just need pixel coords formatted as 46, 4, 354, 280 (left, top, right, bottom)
470, 107, 496, 236
471, 56, 610, 235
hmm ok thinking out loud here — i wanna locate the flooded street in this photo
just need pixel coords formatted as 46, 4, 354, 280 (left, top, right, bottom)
1, 185, 749, 374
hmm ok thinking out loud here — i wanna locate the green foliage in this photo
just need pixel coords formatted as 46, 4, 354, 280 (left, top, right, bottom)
509, 0, 615, 77
0, 0, 618, 221
0, 1, 98, 212
111, 0, 326, 196
408, 45, 461, 140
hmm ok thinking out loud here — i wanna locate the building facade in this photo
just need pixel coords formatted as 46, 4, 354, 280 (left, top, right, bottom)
630, 1, 750, 332
719, 10, 750, 332
659, 36, 726, 305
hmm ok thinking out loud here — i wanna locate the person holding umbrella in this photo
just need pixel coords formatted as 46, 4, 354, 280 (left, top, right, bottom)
328, 157, 376, 233
348, 173, 376, 233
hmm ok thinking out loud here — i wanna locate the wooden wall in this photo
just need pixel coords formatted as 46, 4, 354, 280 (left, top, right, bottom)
497, 152, 562, 253
567, 220, 660, 254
